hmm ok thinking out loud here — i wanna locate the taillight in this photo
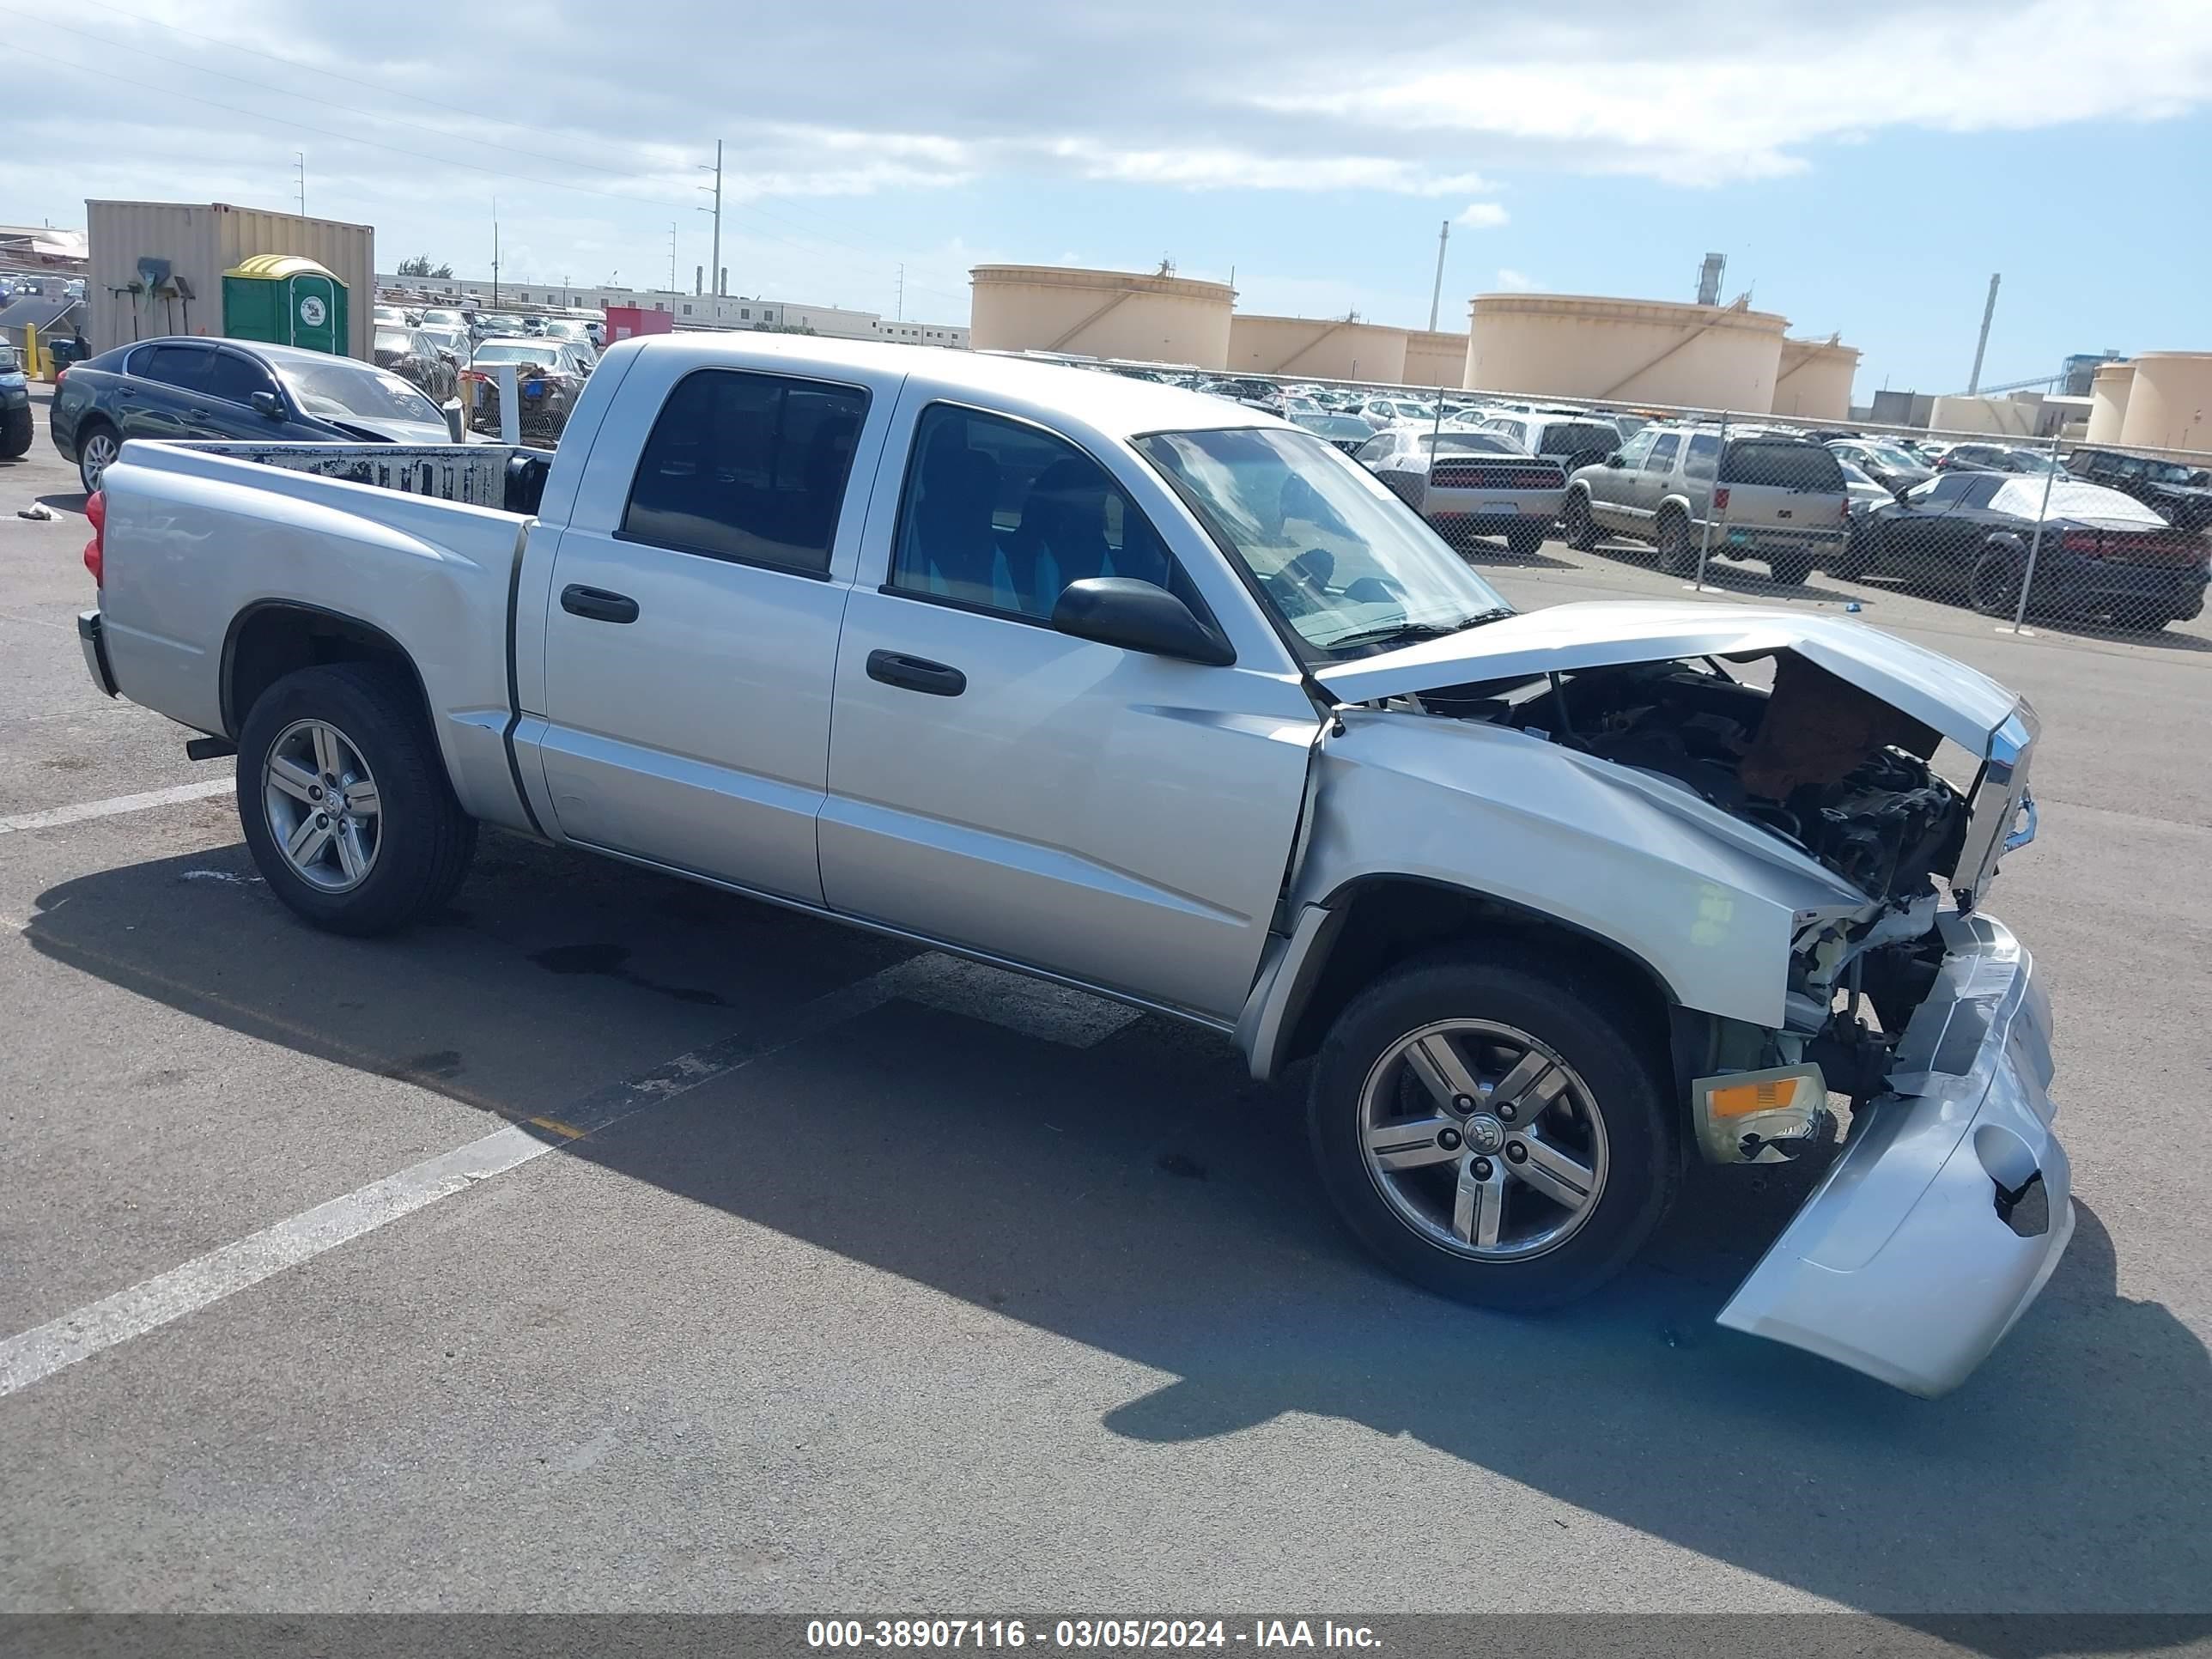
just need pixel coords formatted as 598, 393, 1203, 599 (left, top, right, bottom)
2061, 530, 2102, 556
53, 367, 67, 390
1712, 486, 1730, 512
1839, 495, 1851, 521
82, 489, 106, 587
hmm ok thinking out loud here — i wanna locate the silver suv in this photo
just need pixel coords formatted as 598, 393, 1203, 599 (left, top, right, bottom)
1562, 423, 1850, 586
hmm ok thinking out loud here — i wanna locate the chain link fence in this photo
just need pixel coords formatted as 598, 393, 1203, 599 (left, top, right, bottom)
1032, 355, 2212, 645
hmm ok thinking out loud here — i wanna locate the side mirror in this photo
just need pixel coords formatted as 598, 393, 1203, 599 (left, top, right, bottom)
1050, 577, 1234, 666
250, 390, 284, 419
1604, 453, 1625, 468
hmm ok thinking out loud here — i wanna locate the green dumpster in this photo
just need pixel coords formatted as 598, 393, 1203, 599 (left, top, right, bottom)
222, 254, 348, 355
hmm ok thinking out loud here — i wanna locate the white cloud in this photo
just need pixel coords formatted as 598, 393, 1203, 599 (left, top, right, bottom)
1494, 268, 1541, 292
1455, 202, 1510, 229
1042, 140, 1489, 196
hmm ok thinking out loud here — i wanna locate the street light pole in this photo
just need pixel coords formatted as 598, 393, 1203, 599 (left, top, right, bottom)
699, 140, 724, 300
1427, 218, 1449, 332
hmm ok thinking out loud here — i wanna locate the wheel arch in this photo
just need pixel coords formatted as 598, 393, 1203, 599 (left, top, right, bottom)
221, 601, 434, 745
1245, 873, 1688, 1085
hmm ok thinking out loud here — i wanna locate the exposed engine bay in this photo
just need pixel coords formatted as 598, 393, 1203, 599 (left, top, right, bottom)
1413, 652, 1970, 905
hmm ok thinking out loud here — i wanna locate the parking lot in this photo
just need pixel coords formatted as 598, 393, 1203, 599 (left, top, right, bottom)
3, 383, 2209, 1626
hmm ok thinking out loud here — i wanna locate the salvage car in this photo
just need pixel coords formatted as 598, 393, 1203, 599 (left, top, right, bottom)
1849, 472, 2208, 627
1563, 424, 1850, 586
374, 325, 458, 404
2062, 447, 2212, 532
1357, 426, 1563, 557
462, 337, 592, 440
75, 336, 2063, 1395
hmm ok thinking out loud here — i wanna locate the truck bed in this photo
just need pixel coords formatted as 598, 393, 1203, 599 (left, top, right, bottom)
177, 439, 554, 514
93, 439, 544, 835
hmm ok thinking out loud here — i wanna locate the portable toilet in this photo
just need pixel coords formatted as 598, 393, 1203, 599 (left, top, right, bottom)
222, 254, 348, 354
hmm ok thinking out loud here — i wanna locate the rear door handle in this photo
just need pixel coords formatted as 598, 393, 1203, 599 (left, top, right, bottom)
560, 583, 640, 624
866, 649, 965, 697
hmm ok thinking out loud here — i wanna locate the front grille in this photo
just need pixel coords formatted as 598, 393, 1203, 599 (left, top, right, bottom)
1431, 462, 1563, 491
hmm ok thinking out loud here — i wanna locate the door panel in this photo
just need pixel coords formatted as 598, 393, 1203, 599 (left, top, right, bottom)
822, 590, 1316, 1020
118, 343, 213, 445
532, 363, 889, 903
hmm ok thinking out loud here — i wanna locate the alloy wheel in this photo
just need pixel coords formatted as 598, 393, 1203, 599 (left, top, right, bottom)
263, 718, 381, 892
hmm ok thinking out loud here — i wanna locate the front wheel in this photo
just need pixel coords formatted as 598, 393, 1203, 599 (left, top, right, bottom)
0, 406, 32, 459
1969, 546, 2024, 618
1307, 949, 1680, 1310
237, 662, 476, 936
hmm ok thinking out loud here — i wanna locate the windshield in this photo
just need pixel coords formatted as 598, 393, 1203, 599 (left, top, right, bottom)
472, 343, 562, 367
373, 329, 410, 354
1423, 431, 1522, 455
1135, 427, 1511, 661
278, 357, 443, 424
1862, 442, 1924, 471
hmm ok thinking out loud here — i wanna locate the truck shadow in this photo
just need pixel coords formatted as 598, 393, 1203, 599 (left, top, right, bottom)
24, 837, 2212, 1644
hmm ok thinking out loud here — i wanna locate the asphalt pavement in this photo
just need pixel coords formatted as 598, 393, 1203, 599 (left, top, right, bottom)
2, 392, 2209, 1630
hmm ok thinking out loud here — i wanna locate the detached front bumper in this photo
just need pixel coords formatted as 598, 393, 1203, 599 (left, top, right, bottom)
1717, 911, 2072, 1396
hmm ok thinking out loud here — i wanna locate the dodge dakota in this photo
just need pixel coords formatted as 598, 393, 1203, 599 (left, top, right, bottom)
76, 335, 2065, 1395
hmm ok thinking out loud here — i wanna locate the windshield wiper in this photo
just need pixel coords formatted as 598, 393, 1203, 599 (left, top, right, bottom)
1324, 608, 1514, 652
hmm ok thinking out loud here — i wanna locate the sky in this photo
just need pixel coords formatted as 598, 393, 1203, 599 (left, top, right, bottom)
3, 0, 2209, 395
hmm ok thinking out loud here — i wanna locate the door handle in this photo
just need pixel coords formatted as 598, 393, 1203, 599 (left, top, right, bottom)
866, 649, 965, 697
186, 407, 210, 421
560, 583, 640, 624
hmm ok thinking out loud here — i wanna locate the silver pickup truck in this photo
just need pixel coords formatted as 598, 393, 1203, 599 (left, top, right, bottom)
77, 334, 2064, 1395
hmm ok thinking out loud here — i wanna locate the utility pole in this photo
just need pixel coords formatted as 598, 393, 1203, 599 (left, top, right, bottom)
698, 140, 724, 297
896, 264, 904, 322
294, 152, 307, 216
668, 223, 678, 295
1427, 218, 1449, 331
490, 198, 501, 308
1966, 272, 2002, 396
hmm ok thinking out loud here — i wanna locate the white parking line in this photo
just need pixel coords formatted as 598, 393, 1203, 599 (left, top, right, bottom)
0, 778, 234, 835
0, 947, 1140, 1396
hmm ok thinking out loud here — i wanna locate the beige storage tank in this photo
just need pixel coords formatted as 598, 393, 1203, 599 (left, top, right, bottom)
2117, 352, 2212, 453
969, 264, 1233, 368
87, 200, 375, 360
2085, 360, 2134, 443
1225, 313, 1407, 384
1401, 328, 1469, 389
1467, 292, 1787, 412
1771, 338, 1861, 421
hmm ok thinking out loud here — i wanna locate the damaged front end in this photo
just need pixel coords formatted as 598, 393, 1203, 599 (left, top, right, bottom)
1302, 602, 2063, 1394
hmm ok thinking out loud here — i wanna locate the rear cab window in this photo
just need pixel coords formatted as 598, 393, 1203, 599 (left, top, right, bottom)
620, 368, 869, 574
1721, 440, 1846, 490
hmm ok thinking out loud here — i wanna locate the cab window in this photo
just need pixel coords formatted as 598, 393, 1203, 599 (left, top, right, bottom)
620, 368, 868, 574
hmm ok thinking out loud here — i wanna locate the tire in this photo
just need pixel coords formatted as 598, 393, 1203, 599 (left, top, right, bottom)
1506, 521, 1547, 561
0, 406, 32, 459
1306, 946, 1680, 1311
1655, 509, 1694, 575
76, 420, 119, 494
236, 661, 476, 936
1969, 546, 2024, 618
1768, 548, 1814, 587
1828, 532, 1873, 581
1561, 490, 1599, 552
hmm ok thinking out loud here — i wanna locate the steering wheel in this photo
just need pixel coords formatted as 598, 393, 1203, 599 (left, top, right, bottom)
1261, 547, 1336, 617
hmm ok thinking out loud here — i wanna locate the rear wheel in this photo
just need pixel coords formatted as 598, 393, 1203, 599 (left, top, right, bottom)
1506, 521, 1547, 561
1561, 490, 1599, 551
237, 662, 476, 935
76, 421, 119, 493
1768, 548, 1814, 587
1655, 509, 1694, 575
1307, 949, 1680, 1310
1828, 529, 1874, 580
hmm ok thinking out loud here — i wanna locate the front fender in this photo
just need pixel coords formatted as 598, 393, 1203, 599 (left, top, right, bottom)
1282, 708, 1869, 1033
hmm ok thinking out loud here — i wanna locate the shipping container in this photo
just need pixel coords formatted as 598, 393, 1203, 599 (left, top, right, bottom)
85, 201, 375, 361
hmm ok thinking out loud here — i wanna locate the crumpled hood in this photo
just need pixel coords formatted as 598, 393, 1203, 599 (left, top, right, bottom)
1313, 600, 2022, 752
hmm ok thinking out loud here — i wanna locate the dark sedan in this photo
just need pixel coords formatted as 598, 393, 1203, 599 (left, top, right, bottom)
1850, 472, 2208, 629
52, 337, 455, 493
374, 325, 459, 403
2063, 447, 2212, 532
